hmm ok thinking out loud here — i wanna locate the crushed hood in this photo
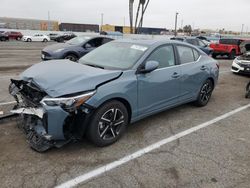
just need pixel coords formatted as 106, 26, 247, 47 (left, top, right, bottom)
20, 60, 122, 97
240, 40, 250, 54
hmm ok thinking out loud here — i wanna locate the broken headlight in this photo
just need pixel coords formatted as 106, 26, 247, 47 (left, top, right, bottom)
40, 91, 95, 109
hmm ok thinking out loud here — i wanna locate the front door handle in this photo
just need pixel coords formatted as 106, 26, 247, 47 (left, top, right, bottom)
172, 72, 180, 79
200, 66, 207, 71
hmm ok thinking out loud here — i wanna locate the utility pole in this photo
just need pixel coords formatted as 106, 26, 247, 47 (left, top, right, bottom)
100, 13, 104, 32
241, 24, 244, 35
181, 19, 183, 29
124, 16, 126, 27
174, 12, 179, 36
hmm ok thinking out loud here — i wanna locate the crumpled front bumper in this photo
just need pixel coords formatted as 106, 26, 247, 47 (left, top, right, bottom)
11, 105, 69, 141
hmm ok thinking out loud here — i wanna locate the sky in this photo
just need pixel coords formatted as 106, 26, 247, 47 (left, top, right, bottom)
0, 0, 249, 32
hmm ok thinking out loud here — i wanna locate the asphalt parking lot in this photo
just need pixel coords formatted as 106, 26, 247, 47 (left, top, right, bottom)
0, 41, 250, 188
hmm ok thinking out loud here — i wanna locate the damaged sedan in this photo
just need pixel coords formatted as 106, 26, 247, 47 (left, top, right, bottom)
9, 39, 219, 152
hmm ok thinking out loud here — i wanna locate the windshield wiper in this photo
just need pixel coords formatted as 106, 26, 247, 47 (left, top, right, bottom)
85, 64, 104, 69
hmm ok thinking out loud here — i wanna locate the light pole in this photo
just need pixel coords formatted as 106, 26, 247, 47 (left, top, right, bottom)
174, 12, 179, 36
241, 24, 244, 35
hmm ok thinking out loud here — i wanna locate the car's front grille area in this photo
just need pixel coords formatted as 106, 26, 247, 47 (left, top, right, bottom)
19, 83, 47, 107
238, 62, 250, 68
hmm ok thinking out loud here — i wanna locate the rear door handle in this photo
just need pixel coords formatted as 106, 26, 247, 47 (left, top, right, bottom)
200, 66, 207, 71
172, 72, 180, 78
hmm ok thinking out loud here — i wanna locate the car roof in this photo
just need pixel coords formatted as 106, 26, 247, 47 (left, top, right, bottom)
114, 38, 194, 47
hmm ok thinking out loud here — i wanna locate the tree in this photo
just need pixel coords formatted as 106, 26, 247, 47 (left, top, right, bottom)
129, 0, 134, 34
129, 0, 150, 34
183, 25, 192, 34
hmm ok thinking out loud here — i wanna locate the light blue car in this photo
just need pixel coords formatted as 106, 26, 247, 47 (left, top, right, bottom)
9, 39, 219, 152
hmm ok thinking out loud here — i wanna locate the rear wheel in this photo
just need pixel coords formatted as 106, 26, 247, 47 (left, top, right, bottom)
27, 38, 32, 42
87, 101, 128, 147
195, 79, 214, 107
228, 50, 236, 59
212, 53, 217, 59
43, 38, 48, 42
64, 54, 78, 62
245, 82, 250, 98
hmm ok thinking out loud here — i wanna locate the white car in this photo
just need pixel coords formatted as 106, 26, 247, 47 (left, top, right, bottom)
22, 34, 50, 42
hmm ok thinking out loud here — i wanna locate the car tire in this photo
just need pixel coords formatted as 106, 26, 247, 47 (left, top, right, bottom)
87, 100, 129, 147
195, 79, 214, 107
43, 38, 48, 42
16, 37, 21, 40
27, 38, 32, 42
212, 54, 217, 59
64, 54, 78, 62
228, 50, 236, 59
245, 82, 250, 98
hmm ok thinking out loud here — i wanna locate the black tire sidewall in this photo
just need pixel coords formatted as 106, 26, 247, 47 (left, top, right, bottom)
195, 79, 214, 107
87, 101, 128, 147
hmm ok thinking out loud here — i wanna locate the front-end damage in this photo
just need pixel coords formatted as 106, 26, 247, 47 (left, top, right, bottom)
9, 79, 95, 152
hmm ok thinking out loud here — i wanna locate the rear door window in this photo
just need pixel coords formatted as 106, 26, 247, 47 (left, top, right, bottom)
177, 45, 195, 64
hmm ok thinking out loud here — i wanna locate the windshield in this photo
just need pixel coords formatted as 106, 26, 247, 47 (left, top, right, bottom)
66, 36, 90, 45
79, 42, 148, 69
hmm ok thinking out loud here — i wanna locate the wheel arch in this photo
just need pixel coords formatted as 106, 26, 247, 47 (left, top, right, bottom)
95, 97, 132, 123
63, 51, 79, 59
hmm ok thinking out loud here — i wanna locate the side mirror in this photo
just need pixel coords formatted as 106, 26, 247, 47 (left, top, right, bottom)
85, 43, 92, 49
140, 61, 159, 74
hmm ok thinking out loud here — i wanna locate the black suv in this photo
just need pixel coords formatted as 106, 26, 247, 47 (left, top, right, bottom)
54, 32, 76, 42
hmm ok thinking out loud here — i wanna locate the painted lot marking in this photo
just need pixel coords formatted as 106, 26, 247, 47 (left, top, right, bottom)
56, 103, 250, 188
0, 101, 17, 106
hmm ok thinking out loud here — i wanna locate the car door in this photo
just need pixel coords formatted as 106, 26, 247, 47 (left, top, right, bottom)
176, 45, 209, 101
137, 45, 181, 116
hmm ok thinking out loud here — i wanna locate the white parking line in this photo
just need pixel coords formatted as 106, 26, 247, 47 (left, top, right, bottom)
0, 101, 16, 106
56, 103, 250, 188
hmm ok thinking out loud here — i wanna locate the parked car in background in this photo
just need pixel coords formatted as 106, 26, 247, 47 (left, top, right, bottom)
22, 34, 50, 42
5, 31, 23, 40
10, 39, 219, 152
54, 32, 76, 42
231, 41, 250, 74
41, 35, 113, 62
0, 31, 9, 41
171, 37, 214, 55
48, 33, 59, 40
210, 38, 244, 59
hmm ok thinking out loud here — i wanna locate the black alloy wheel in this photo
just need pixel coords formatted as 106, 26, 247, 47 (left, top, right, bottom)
195, 79, 214, 107
87, 101, 128, 147
64, 54, 78, 62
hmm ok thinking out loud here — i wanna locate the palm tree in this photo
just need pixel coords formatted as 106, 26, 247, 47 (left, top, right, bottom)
129, 0, 150, 34
129, 0, 134, 34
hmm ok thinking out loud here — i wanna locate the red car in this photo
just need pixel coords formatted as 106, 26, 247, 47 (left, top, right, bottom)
210, 38, 245, 59
5, 31, 23, 40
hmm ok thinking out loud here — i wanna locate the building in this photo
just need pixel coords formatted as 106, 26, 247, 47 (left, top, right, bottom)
59, 23, 99, 33
101, 24, 167, 35
0, 17, 59, 31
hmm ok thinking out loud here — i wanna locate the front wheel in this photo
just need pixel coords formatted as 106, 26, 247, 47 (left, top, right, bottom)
64, 54, 78, 62
43, 38, 48, 42
27, 38, 32, 42
195, 79, 214, 107
87, 101, 129, 147
228, 50, 236, 59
